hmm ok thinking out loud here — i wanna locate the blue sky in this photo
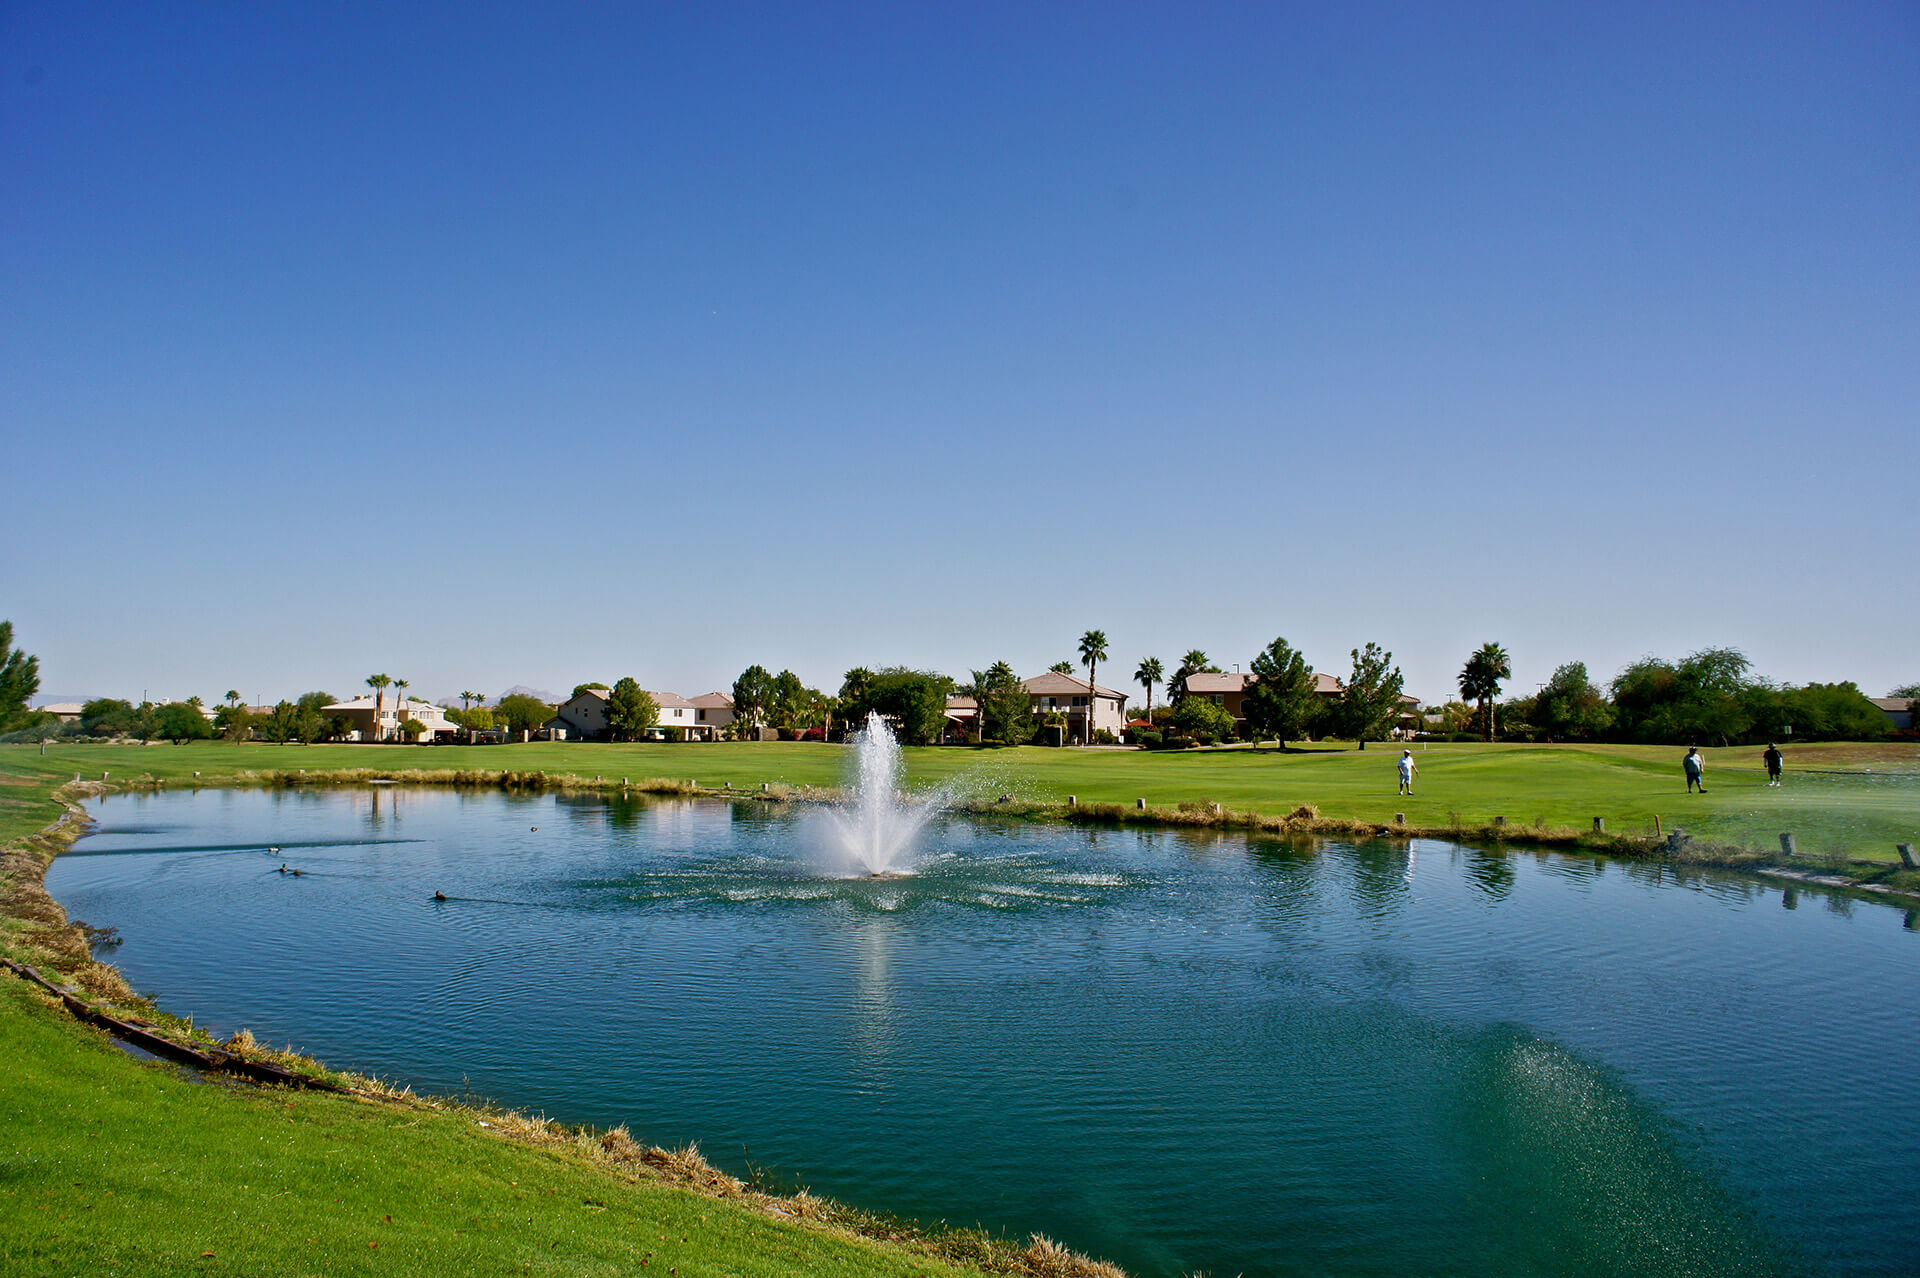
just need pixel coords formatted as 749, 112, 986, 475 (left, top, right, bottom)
4, 2, 1915, 708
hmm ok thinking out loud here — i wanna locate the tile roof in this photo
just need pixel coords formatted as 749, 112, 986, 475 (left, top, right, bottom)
1021, 671, 1126, 699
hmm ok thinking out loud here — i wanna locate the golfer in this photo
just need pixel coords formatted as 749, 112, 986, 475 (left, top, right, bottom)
1763, 743, 1783, 787
1398, 749, 1418, 795
1684, 746, 1706, 793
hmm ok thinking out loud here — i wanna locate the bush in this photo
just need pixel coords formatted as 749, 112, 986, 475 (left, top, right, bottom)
776, 726, 797, 741
1094, 728, 1118, 745
1133, 730, 1162, 749
663, 727, 686, 743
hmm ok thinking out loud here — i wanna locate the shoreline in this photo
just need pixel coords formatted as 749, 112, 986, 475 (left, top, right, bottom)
1, 774, 1126, 1278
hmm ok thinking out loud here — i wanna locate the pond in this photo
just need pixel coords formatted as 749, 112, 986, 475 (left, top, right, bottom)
51, 786, 1920, 1276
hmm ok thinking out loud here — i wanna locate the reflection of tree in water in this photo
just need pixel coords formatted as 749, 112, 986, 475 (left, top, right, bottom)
1461, 846, 1514, 901
1347, 839, 1413, 916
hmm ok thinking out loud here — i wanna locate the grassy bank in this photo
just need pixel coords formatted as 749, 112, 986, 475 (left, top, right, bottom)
0, 763, 1121, 1278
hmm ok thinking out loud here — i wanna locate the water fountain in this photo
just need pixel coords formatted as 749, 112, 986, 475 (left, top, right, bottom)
819, 712, 947, 877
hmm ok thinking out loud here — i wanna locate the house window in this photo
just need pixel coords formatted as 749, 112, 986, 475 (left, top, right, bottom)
1073, 696, 1087, 707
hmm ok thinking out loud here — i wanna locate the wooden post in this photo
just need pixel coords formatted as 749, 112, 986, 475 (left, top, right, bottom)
1493, 816, 1507, 829
1896, 843, 1917, 870
1136, 797, 1146, 809
1068, 795, 1077, 807
1210, 802, 1221, 815
1779, 832, 1797, 857
1592, 817, 1605, 833
1395, 813, 1405, 825
1654, 815, 1662, 837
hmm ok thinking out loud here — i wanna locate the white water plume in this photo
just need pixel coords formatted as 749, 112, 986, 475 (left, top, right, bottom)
817, 712, 948, 876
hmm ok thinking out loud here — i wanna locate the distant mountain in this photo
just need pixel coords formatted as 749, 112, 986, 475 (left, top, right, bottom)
496, 685, 563, 705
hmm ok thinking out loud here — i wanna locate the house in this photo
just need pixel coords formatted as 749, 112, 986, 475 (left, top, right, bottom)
1179, 671, 1420, 734
1021, 672, 1128, 744
687, 691, 734, 739
37, 702, 84, 724
551, 688, 613, 740
944, 695, 979, 742
652, 690, 704, 739
548, 687, 721, 741
1870, 697, 1915, 731
322, 696, 455, 742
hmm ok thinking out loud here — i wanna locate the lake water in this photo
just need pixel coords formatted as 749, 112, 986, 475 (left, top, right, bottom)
51, 786, 1920, 1276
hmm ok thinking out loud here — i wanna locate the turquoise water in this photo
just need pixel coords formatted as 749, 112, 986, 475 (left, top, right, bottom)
52, 787, 1920, 1276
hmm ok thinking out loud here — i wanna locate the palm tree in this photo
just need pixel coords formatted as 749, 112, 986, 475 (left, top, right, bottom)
1171, 649, 1214, 702
1135, 656, 1164, 715
366, 674, 391, 742
1077, 630, 1108, 744
224, 689, 241, 708
392, 678, 410, 739
459, 690, 479, 711
1458, 642, 1512, 741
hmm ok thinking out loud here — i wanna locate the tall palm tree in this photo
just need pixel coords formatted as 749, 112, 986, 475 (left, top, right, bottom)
459, 690, 479, 711
392, 679, 410, 739
1458, 642, 1512, 741
366, 674, 391, 742
1077, 630, 1108, 743
1171, 649, 1213, 702
224, 689, 241, 708
1135, 657, 1164, 715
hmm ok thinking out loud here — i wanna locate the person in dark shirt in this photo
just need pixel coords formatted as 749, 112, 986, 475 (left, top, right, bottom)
1762, 743, 1783, 787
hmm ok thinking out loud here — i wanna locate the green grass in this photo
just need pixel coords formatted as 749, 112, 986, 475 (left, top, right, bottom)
6, 737, 1912, 861
0, 976, 989, 1278
0, 735, 1912, 1275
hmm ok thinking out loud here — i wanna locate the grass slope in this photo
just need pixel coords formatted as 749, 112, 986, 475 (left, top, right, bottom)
0, 978, 978, 1278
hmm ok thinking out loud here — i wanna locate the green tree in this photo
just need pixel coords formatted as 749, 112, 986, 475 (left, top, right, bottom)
1244, 636, 1317, 749
1610, 648, 1758, 745
80, 698, 136, 737
571, 682, 610, 699
1134, 657, 1164, 715
294, 692, 336, 742
864, 668, 955, 746
1535, 661, 1612, 740
968, 661, 1030, 745
213, 702, 256, 740
1890, 681, 1920, 700
153, 701, 214, 742
770, 670, 806, 728
606, 677, 659, 741
495, 693, 554, 736
732, 665, 776, 733
392, 678, 411, 729
459, 690, 481, 711
1458, 642, 1512, 741
1048, 660, 1074, 675
259, 701, 301, 744
224, 690, 242, 708
0, 622, 40, 731
1169, 649, 1218, 703
1776, 682, 1890, 741
1338, 643, 1406, 746
1171, 695, 1236, 743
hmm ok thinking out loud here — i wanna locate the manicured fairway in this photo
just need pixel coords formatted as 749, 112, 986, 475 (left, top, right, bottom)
5, 737, 1914, 861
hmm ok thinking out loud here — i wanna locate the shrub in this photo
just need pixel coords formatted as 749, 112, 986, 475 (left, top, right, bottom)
1093, 728, 1117, 745
777, 726, 797, 741
663, 727, 686, 743
1133, 729, 1163, 749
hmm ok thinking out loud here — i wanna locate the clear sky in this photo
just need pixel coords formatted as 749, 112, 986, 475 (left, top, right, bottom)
4, 2, 1915, 708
